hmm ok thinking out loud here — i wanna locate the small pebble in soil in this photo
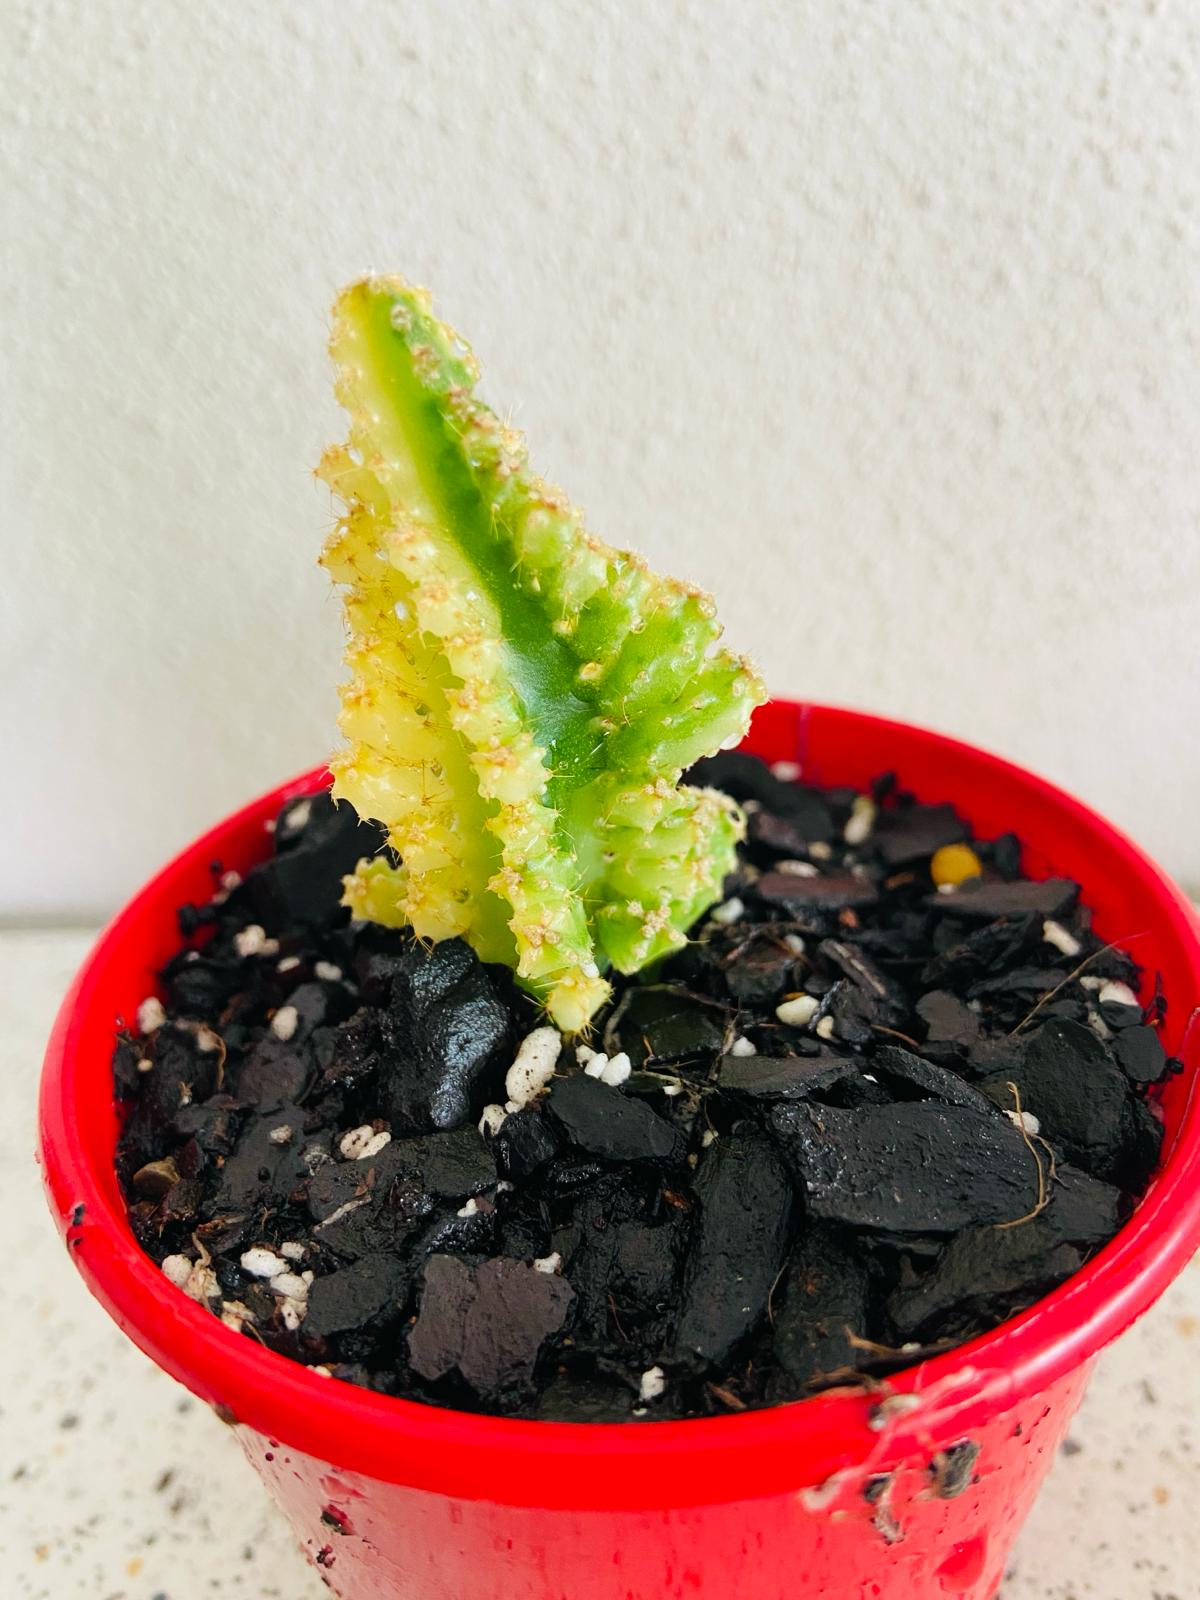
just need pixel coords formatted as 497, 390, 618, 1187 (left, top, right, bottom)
113, 759, 1174, 1422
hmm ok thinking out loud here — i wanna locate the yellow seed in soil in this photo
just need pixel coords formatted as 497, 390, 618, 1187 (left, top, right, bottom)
931, 843, 984, 887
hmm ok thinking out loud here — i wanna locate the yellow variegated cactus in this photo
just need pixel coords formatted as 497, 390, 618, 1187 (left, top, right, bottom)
320, 277, 765, 1030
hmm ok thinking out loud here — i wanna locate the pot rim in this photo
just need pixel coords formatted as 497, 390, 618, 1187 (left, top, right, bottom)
38, 701, 1200, 1509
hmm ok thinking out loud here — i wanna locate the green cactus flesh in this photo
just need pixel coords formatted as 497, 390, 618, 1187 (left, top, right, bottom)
320, 277, 766, 1030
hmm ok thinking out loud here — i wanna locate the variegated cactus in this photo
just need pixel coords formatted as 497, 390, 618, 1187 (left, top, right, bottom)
319, 277, 765, 1030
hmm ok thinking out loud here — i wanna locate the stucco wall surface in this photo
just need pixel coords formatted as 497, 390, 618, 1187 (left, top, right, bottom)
3, 0, 1198, 911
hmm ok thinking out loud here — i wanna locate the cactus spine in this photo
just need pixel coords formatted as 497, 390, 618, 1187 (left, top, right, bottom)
320, 277, 765, 1029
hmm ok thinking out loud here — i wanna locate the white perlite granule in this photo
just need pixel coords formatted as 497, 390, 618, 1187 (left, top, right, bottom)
505, 1026, 562, 1108
843, 795, 876, 846
339, 1125, 392, 1161
709, 896, 745, 925
1042, 919, 1082, 958
136, 996, 167, 1034
478, 1104, 508, 1138
775, 994, 818, 1028
639, 1366, 667, 1402
270, 1004, 299, 1042
240, 1247, 288, 1279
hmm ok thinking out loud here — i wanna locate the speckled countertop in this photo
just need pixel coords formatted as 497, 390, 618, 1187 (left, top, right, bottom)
3, 928, 1197, 1600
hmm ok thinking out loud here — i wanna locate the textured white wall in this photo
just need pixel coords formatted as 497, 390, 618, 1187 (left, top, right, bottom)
3, 0, 1199, 916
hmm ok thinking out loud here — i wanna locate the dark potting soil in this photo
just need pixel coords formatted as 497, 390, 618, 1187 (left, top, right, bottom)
112, 760, 1177, 1422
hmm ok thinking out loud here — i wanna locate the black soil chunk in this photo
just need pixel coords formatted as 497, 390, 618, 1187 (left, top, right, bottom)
305, 1255, 409, 1339
888, 1223, 1085, 1342
113, 759, 1171, 1422
979, 1019, 1133, 1177
688, 752, 834, 842
408, 1255, 574, 1402
379, 939, 513, 1132
1113, 1025, 1171, 1086
927, 878, 1079, 921
673, 1124, 793, 1368
718, 1053, 857, 1100
769, 1226, 870, 1394
603, 985, 726, 1067
244, 791, 386, 931
548, 1073, 686, 1164
874, 803, 968, 867
756, 872, 879, 913
771, 1101, 1041, 1233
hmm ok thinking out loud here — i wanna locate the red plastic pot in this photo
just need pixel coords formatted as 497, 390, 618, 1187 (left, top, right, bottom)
40, 701, 1200, 1599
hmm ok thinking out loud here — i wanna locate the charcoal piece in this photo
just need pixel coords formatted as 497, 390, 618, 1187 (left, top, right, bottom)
930, 1440, 981, 1498
673, 1123, 793, 1367
873, 803, 969, 867
535, 1372, 631, 1422
888, 1223, 1083, 1342
282, 980, 352, 1038
111, 1034, 144, 1099
352, 925, 413, 1002
927, 878, 1079, 921
212, 1104, 315, 1210
969, 966, 1069, 1001
379, 939, 513, 1131
163, 955, 240, 1022
980, 1019, 1131, 1174
771, 1101, 1040, 1234
492, 1108, 563, 1179
409, 1255, 574, 1399
305, 1254, 409, 1339
313, 1164, 435, 1258
822, 1073, 897, 1110
1099, 1001, 1143, 1031
746, 809, 818, 859
723, 941, 799, 1006
498, 1196, 553, 1262
1115, 1096, 1163, 1192
235, 1038, 310, 1109
407, 1254, 477, 1381
139, 1024, 223, 1128
755, 872, 879, 913
604, 985, 726, 1066
818, 939, 903, 1016
548, 1073, 686, 1165
319, 1007, 382, 1090
989, 832, 1022, 878
394, 1127, 498, 1198
1112, 1025, 1170, 1086
922, 916, 1039, 990
917, 990, 980, 1047
687, 752, 834, 841
872, 1046, 996, 1113
414, 1198, 498, 1259
245, 790, 386, 931
462, 1258, 575, 1397
306, 1159, 376, 1223
1044, 1166, 1123, 1245
541, 1155, 613, 1196
769, 1225, 870, 1392
610, 1219, 686, 1319
172, 1096, 244, 1158
554, 1197, 622, 1338
718, 1053, 857, 1100
964, 1035, 1026, 1081
828, 982, 881, 1045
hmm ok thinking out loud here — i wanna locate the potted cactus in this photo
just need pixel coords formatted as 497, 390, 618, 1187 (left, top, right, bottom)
319, 278, 762, 1032
40, 278, 1200, 1600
